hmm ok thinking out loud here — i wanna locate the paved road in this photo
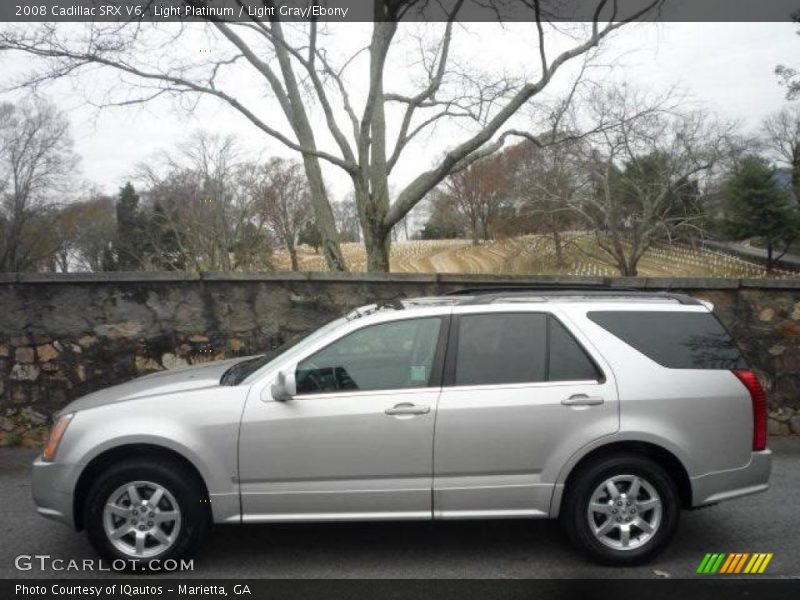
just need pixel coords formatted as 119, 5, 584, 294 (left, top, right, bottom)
703, 240, 800, 270
2, 440, 799, 579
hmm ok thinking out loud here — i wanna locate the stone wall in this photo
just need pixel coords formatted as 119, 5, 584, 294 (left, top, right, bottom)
1, 272, 800, 445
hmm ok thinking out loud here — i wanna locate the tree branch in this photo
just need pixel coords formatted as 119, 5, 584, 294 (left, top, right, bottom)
384, 0, 664, 229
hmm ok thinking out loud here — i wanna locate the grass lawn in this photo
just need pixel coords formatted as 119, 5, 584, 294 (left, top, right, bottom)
274, 233, 797, 278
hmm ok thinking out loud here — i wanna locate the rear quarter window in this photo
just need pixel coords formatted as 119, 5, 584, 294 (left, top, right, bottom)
587, 310, 746, 370
548, 316, 603, 381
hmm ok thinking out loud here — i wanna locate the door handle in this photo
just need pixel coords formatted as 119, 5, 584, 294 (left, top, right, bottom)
562, 394, 604, 406
385, 402, 431, 416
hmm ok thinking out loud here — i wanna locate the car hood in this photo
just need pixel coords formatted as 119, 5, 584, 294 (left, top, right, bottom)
60, 357, 253, 414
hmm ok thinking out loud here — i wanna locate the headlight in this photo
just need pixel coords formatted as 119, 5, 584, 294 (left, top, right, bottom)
42, 413, 74, 462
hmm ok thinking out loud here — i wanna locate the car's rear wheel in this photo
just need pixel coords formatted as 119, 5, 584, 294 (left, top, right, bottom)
561, 454, 679, 565
84, 458, 208, 570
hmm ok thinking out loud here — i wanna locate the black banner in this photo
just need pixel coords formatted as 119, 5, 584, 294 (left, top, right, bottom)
1, 0, 798, 23
4, 579, 800, 600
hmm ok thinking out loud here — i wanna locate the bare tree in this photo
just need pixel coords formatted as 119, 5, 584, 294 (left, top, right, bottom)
137, 132, 272, 271
443, 152, 507, 244
775, 10, 800, 100
391, 210, 412, 242
762, 106, 800, 198
0, 98, 78, 272
52, 194, 117, 273
334, 194, 361, 243
508, 135, 589, 268
247, 157, 312, 271
0, 0, 662, 271
570, 85, 729, 276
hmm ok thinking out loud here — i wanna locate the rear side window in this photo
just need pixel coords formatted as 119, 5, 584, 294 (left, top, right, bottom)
587, 310, 746, 370
455, 313, 547, 386
452, 313, 602, 386
548, 317, 602, 381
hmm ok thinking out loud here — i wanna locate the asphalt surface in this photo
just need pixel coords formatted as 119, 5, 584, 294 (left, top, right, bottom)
703, 240, 800, 270
1, 439, 799, 580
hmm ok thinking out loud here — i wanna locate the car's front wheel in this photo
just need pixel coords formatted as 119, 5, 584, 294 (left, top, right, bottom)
83, 458, 209, 569
561, 454, 680, 565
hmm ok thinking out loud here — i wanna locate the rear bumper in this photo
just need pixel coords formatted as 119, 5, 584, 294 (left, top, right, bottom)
31, 455, 76, 528
690, 449, 772, 507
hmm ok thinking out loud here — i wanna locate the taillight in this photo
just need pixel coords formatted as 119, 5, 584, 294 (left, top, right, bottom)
732, 370, 767, 451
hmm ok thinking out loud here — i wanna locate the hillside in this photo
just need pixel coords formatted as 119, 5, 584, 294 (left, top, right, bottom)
274, 233, 797, 278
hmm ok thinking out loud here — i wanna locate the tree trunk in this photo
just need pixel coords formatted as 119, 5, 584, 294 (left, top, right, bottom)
301, 154, 347, 272
57, 248, 69, 273
612, 250, 639, 276
364, 226, 391, 272
355, 16, 396, 273
266, 19, 348, 273
355, 184, 392, 272
287, 243, 299, 272
552, 229, 564, 269
766, 243, 775, 272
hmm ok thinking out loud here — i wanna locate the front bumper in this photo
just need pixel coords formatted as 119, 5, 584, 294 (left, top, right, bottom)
691, 449, 772, 507
31, 455, 76, 528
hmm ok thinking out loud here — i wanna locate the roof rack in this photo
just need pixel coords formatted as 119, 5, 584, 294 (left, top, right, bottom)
444, 285, 638, 296
444, 286, 701, 306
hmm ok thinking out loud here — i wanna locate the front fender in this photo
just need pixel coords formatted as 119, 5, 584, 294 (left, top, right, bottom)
52, 386, 248, 523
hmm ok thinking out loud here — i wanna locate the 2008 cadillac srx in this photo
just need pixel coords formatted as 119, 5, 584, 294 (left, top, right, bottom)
32, 290, 771, 566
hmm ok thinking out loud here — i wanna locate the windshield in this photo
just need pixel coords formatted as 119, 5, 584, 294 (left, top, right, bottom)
220, 317, 348, 386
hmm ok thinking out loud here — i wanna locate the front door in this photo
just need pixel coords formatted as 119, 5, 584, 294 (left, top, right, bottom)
238, 315, 447, 522
433, 310, 618, 518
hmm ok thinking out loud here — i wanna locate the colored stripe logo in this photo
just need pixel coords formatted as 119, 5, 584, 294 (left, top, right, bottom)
696, 553, 773, 574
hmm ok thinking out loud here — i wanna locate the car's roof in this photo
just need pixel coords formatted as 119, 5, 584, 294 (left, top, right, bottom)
345, 289, 708, 322
443, 288, 702, 306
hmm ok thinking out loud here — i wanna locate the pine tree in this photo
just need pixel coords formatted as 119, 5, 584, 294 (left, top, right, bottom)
115, 182, 145, 270
723, 155, 800, 271
298, 221, 323, 254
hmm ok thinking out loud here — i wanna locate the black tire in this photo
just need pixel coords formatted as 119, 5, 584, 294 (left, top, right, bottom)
561, 453, 680, 565
83, 457, 209, 571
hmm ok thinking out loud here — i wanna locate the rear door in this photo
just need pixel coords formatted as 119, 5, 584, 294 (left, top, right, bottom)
433, 308, 618, 518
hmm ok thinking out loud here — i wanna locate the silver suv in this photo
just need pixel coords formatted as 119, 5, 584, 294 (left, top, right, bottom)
32, 290, 771, 566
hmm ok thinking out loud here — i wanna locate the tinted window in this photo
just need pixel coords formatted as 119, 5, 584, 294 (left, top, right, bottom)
588, 311, 745, 370
296, 317, 442, 394
549, 317, 601, 381
455, 313, 547, 385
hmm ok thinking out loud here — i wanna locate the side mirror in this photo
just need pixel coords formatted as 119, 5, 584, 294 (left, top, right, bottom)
270, 370, 297, 402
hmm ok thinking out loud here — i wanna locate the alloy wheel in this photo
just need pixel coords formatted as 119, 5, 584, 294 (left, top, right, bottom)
102, 480, 182, 559
586, 474, 662, 550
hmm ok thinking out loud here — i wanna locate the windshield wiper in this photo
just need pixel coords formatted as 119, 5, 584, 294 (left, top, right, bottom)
220, 356, 263, 386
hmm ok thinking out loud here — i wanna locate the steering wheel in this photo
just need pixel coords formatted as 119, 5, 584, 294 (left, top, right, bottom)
298, 361, 326, 392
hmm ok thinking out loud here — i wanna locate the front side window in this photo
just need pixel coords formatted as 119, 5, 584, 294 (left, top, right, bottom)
295, 317, 443, 395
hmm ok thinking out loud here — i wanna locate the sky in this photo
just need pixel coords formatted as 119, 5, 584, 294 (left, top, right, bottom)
0, 21, 797, 205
